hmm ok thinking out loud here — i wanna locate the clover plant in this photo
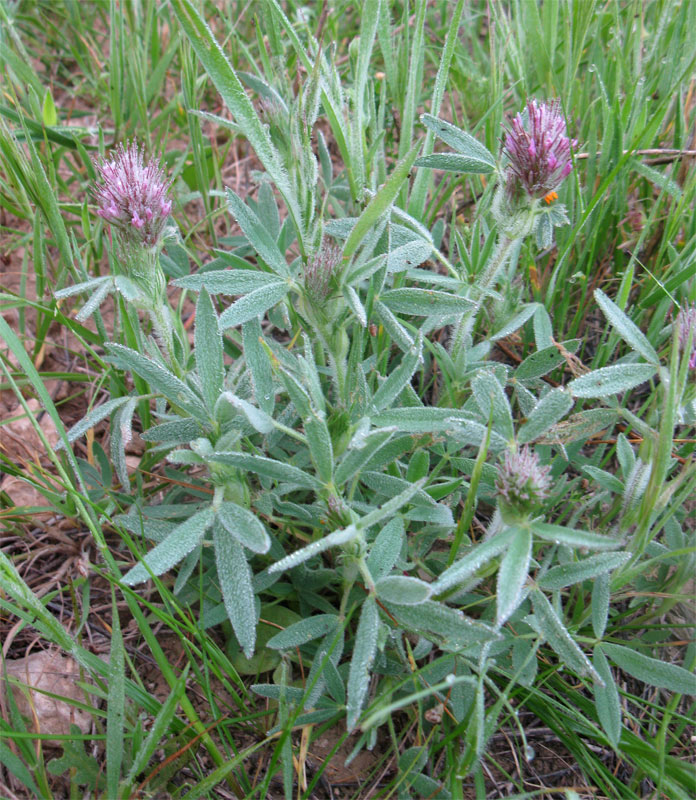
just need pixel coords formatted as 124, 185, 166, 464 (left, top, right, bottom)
55, 3, 696, 777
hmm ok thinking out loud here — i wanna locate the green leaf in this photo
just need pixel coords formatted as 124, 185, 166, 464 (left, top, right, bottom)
531, 590, 602, 683
357, 479, 426, 530
515, 343, 568, 381
122, 507, 214, 586
175, 269, 282, 295
379, 287, 474, 316
217, 502, 270, 554
592, 572, 610, 639
268, 525, 360, 574
104, 344, 206, 420
433, 528, 517, 593
601, 644, 696, 695
334, 429, 395, 486
385, 238, 432, 273
215, 526, 257, 658
387, 601, 501, 648
375, 575, 432, 605
373, 299, 414, 352
371, 407, 470, 433
106, 590, 124, 798
489, 304, 540, 342
593, 646, 622, 748
471, 370, 514, 443
496, 526, 531, 626
366, 517, 404, 580
226, 189, 290, 277
210, 452, 321, 490
518, 389, 574, 444
220, 393, 274, 433
539, 552, 631, 590
266, 615, 340, 650
415, 152, 495, 174
304, 413, 333, 484
60, 395, 134, 446
218, 281, 289, 329
123, 666, 189, 789
242, 318, 275, 414
343, 142, 422, 259
420, 114, 496, 166
42, 88, 57, 126
170, 0, 303, 242
531, 522, 622, 550
371, 334, 423, 412
568, 364, 657, 398
595, 289, 659, 364
195, 288, 224, 411
346, 596, 379, 730
581, 465, 625, 494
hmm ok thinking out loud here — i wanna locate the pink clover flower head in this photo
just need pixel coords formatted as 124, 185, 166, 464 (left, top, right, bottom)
503, 99, 575, 201
496, 445, 552, 516
675, 302, 696, 368
93, 142, 172, 248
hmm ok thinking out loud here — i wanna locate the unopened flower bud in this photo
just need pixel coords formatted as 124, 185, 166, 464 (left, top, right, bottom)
94, 142, 172, 249
496, 445, 551, 521
675, 302, 696, 368
303, 241, 342, 304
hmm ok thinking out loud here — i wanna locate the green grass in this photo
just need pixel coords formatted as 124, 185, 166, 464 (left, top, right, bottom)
0, 1, 694, 798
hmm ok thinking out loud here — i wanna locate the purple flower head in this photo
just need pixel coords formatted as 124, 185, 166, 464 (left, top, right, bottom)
675, 302, 696, 369
496, 445, 552, 517
94, 142, 172, 248
502, 100, 575, 201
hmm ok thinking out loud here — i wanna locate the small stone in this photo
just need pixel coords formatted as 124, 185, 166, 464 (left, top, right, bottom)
2, 651, 95, 747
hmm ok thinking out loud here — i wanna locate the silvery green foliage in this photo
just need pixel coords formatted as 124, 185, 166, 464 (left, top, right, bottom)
60, 44, 695, 756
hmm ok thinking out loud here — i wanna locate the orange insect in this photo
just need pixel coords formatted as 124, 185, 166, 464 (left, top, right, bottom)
544, 191, 558, 205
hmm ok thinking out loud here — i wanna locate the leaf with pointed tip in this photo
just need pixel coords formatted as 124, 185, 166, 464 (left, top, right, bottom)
415, 153, 494, 174
595, 289, 659, 364
266, 615, 340, 650
175, 269, 282, 295
380, 288, 473, 316
496, 526, 531, 626
601, 644, 696, 695
568, 364, 657, 398
531, 522, 621, 550
210, 452, 321, 490
215, 525, 257, 658
538, 552, 631, 590
346, 596, 379, 730
104, 344, 207, 420
217, 502, 270, 554
433, 528, 517, 594
593, 646, 622, 748
531, 590, 602, 683
218, 282, 289, 329
375, 576, 431, 605
122, 507, 214, 586
268, 526, 359, 574
195, 288, 224, 411
518, 389, 573, 443
366, 518, 404, 581
420, 114, 496, 166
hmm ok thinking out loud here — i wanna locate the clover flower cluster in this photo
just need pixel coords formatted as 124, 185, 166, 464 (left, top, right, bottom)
94, 142, 172, 248
303, 241, 342, 303
503, 99, 575, 201
676, 302, 696, 368
496, 445, 552, 517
